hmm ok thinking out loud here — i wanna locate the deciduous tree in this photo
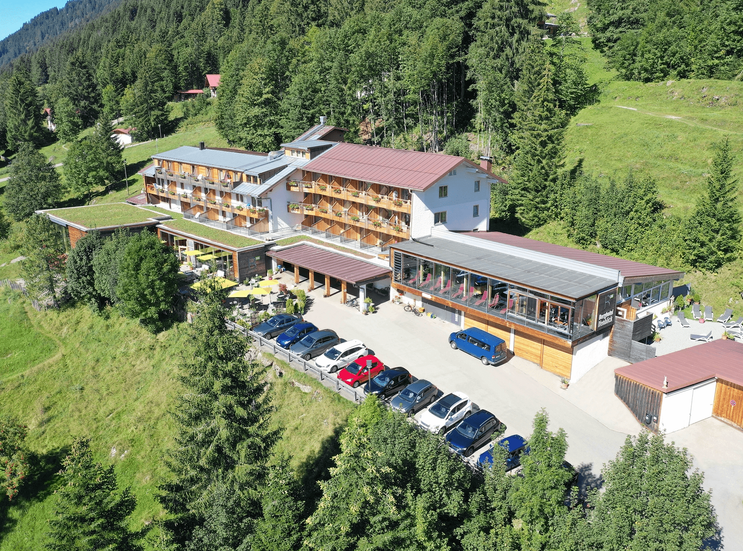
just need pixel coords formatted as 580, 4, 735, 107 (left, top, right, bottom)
46, 438, 140, 551
21, 214, 67, 307
0, 416, 29, 501
93, 229, 130, 306
158, 279, 280, 548
65, 231, 105, 309
116, 231, 178, 332
4, 143, 63, 221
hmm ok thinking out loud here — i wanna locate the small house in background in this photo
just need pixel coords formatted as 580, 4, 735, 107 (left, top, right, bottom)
205, 74, 221, 98
615, 339, 743, 433
175, 89, 204, 102
111, 128, 135, 147
44, 107, 56, 132
538, 13, 559, 36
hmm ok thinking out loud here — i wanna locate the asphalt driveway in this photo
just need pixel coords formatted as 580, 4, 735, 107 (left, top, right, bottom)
282, 276, 743, 548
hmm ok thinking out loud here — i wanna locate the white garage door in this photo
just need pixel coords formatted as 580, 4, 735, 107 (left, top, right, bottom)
689, 379, 716, 425
660, 388, 693, 433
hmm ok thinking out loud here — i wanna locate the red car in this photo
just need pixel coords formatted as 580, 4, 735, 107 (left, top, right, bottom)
337, 355, 385, 388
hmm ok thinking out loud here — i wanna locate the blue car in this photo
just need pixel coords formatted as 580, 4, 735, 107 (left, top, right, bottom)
477, 434, 529, 471
449, 327, 507, 366
446, 409, 505, 457
276, 322, 318, 349
252, 314, 303, 339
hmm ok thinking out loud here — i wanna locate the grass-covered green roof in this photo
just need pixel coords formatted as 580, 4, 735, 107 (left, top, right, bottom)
45, 204, 163, 229
159, 218, 261, 249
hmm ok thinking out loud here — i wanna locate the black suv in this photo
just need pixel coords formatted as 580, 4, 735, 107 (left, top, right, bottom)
363, 367, 413, 399
389, 379, 438, 415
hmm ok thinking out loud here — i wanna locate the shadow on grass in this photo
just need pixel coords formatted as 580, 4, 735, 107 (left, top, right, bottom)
0, 446, 69, 537
296, 422, 345, 508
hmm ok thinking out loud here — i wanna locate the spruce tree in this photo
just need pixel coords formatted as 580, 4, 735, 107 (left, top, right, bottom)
66, 231, 105, 309
21, 214, 67, 307
53, 97, 84, 143
158, 279, 280, 548
510, 62, 566, 229
684, 137, 741, 271
4, 68, 44, 150
46, 438, 140, 551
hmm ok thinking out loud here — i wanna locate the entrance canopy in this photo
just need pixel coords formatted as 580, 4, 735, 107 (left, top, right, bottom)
267, 243, 390, 285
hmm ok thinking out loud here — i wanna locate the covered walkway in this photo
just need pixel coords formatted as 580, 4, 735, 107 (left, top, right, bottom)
267, 243, 390, 308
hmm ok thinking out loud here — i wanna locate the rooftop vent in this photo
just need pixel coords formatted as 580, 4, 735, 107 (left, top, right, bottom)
199, 141, 205, 150
320, 116, 326, 125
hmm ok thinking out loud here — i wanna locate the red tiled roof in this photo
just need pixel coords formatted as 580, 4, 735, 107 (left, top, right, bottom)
303, 143, 476, 191
205, 74, 221, 87
463, 232, 683, 282
267, 243, 390, 284
615, 340, 743, 392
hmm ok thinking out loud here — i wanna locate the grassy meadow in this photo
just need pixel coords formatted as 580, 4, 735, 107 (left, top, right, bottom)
0, 289, 354, 549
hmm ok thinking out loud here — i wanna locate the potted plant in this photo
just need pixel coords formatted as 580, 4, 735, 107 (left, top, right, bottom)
560, 378, 569, 390
394, 200, 403, 207
364, 297, 374, 314
333, 188, 342, 194
169, 190, 176, 195
304, 204, 314, 210
352, 191, 360, 197
209, 200, 217, 205
373, 221, 381, 227
653, 333, 662, 342
372, 196, 381, 203
289, 203, 299, 211
319, 208, 328, 214
303, 182, 313, 188
351, 215, 360, 221
393, 225, 402, 232
223, 203, 231, 208
319, 185, 327, 191
236, 205, 243, 211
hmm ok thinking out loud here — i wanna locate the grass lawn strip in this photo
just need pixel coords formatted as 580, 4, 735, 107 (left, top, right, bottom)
44, 203, 165, 229
160, 218, 261, 249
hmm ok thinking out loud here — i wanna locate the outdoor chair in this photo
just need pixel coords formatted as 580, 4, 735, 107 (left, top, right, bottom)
472, 294, 487, 308
664, 316, 672, 327
723, 316, 743, 329
677, 311, 690, 328
692, 304, 701, 319
488, 293, 500, 309
440, 280, 452, 294
705, 306, 714, 321
501, 298, 515, 315
717, 308, 733, 323
690, 331, 713, 342
407, 273, 418, 285
656, 318, 668, 330
419, 273, 432, 289
451, 284, 466, 301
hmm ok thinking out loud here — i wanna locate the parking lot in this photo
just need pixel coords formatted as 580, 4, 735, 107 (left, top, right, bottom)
266, 275, 743, 548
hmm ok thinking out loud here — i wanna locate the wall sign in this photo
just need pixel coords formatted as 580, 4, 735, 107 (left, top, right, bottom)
597, 289, 617, 329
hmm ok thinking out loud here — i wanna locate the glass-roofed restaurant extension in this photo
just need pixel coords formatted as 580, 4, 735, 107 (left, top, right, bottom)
390, 229, 683, 381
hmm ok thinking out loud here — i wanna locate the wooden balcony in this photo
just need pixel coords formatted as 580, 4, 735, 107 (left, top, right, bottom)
287, 180, 412, 214
155, 169, 237, 191
296, 202, 410, 239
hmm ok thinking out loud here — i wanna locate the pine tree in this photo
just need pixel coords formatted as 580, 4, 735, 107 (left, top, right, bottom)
53, 97, 84, 143
65, 118, 123, 202
93, 229, 130, 306
122, 45, 172, 141
66, 231, 105, 309
510, 62, 567, 229
60, 52, 101, 127
46, 438, 140, 551
684, 137, 741, 271
158, 279, 280, 548
235, 56, 282, 151
4, 68, 44, 150
4, 143, 63, 221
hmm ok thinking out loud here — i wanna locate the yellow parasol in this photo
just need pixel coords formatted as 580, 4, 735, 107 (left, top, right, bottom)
248, 287, 271, 295
228, 289, 252, 298
192, 277, 239, 291
259, 279, 280, 287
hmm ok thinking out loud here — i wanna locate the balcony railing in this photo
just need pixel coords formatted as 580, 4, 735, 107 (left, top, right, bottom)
287, 180, 412, 213
155, 169, 238, 191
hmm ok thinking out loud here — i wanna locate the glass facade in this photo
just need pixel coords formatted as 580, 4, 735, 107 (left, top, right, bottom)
618, 280, 673, 309
393, 251, 616, 341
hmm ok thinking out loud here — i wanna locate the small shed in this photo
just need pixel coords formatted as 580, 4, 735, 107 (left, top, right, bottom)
205, 74, 221, 97
112, 128, 135, 147
614, 340, 743, 433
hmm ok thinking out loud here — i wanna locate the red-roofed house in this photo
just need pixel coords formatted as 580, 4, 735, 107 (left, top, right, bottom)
111, 127, 135, 147
205, 74, 221, 97
175, 89, 204, 102
615, 340, 743, 432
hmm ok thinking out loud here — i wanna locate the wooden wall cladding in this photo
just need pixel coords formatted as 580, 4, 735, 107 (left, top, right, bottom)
542, 341, 572, 379
514, 329, 543, 365
68, 226, 86, 249
713, 379, 743, 429
614, 374, 661, 432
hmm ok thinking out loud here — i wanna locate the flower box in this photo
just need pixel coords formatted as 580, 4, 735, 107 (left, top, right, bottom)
303, 205, 314, 211
319, 185, 327, 191
223, 204, 231, 209
169, 191, 176, 195
350, 216, 360, 221
372, 196, 381, 203
319, 208, 328, 214
208, 200, 217, 205
303, 183, 313, 189
394, 200, 403, 207
235, 206, 243, 211
334, 211, 343, 217
351, 192, 360, 197
372, 221, 381, 227
333, 189, 342, 194
393, 225, 402, 232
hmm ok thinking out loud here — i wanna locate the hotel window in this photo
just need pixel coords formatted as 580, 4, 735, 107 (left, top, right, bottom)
448, 169, 457, 176
473, 205, 479, 217
434, 211, 447, 224
474, 180, 481, 192
439, 186, 448, 198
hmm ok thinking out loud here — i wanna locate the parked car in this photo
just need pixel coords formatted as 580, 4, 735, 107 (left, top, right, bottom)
446, 409, 505, 457
477, 434, 530, 471
337, 355, 385, 388
389, 379, 438, 415
290, 329, 340, 360
315, 339, 368, 373
449, 327, 507, 365
276, 322, 317, 349
418, 392, 474, 435
253, 314, 303, 339
363, 367, 412, 399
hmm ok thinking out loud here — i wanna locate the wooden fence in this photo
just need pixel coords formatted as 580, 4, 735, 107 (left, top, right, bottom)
609, 317, 656, 363
614, 374, 661, 432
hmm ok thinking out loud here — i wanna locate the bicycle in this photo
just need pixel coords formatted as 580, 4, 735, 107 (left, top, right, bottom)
403, 304, 424, 316
346, 297, 359, 308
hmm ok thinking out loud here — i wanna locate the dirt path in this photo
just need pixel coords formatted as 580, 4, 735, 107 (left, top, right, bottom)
613, 105, 743, 134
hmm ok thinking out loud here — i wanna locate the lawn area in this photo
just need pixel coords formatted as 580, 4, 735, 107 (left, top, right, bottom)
565, 78, 743, 214
160, 218, 261, 248
0, 291, 59, 380
274, 235, 375, 259
0, 292, 354, 550
0, 250, 24, 280
43, 203, 164, 229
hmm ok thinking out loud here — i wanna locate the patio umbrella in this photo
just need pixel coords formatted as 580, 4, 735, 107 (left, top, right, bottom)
259, 279, 280, 287
248, 287, 271, 295
192, 277, 239, 291
228, 289, 252, 298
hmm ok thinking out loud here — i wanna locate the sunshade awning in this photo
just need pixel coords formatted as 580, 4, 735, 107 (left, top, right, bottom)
192, 277, 239, 290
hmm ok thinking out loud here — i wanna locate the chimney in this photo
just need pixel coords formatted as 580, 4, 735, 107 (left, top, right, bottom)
199, 141, 205, 150
663, 376, 668, 389
319, 116, 326, 125
479, 156, 492, 172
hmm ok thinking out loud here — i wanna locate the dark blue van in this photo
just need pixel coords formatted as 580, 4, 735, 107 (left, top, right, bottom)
449, 327, 507, 365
